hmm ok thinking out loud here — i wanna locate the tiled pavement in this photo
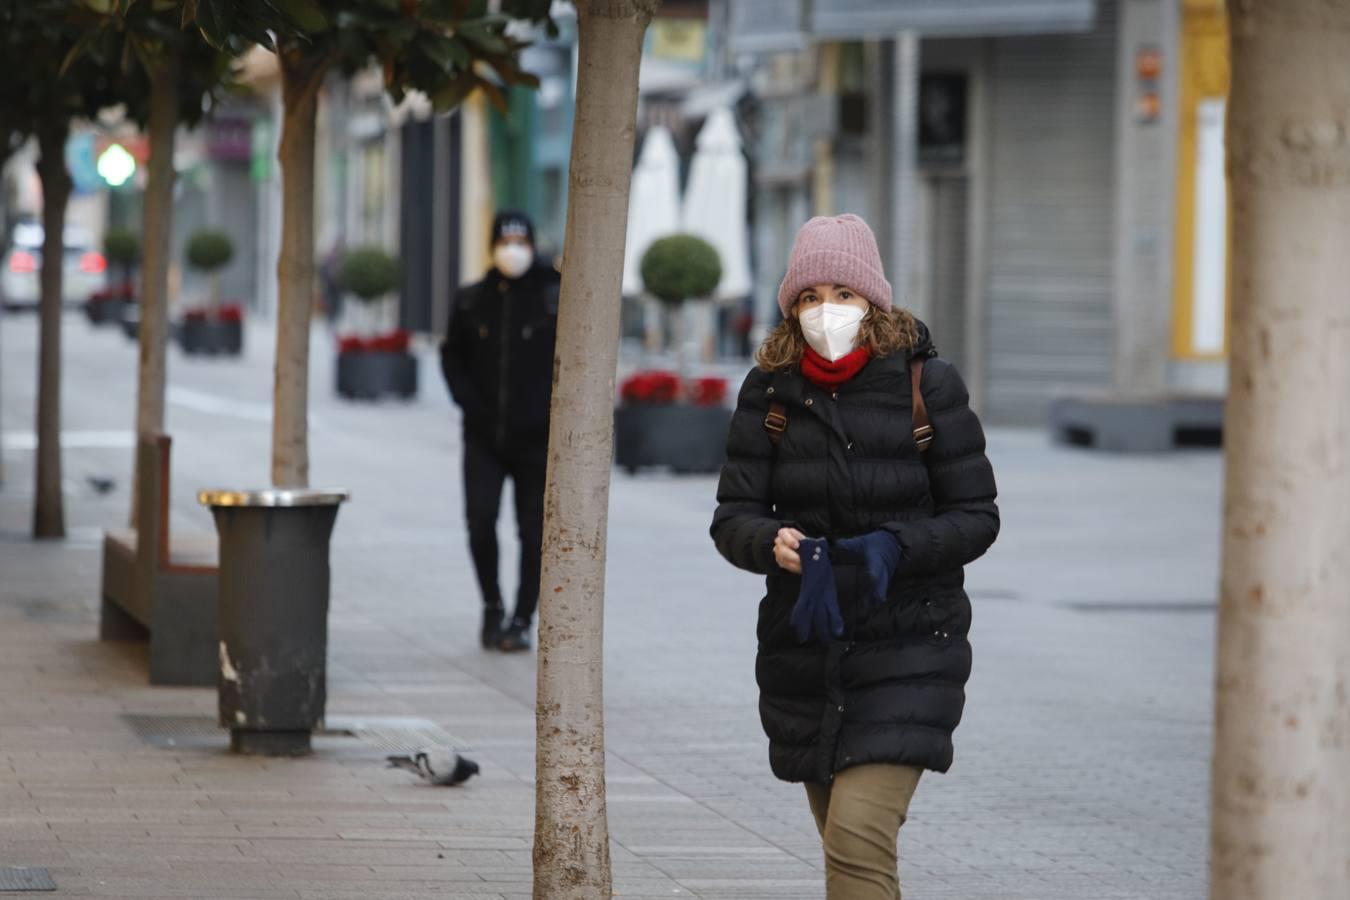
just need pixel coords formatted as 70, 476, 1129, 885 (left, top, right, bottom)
0, 315, 1216, 898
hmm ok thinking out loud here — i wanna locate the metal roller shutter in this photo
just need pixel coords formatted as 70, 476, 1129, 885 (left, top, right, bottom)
984, 0, 1118, 424
925, 173, 971, 376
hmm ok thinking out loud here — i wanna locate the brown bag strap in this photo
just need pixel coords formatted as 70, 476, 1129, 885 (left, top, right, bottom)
764, 401, 788, 447
910, 357, 934, 453
762, 359, 935, 452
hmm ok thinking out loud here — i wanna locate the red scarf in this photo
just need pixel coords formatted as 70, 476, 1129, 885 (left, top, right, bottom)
800, 346, 871, 392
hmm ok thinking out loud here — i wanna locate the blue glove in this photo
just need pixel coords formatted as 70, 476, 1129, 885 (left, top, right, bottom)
834, 531, 901, 610
790, 538, 844, 645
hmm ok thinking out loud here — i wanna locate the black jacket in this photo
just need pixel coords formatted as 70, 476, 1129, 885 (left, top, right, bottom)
710, 323, 999, 784
440, 264, 560, 448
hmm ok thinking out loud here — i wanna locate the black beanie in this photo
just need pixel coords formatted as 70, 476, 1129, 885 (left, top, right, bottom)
491, 210, 535, 247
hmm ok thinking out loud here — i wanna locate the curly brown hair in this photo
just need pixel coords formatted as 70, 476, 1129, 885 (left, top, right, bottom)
755, 306, 919, 372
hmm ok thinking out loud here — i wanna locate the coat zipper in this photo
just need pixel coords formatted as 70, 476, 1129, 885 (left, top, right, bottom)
497, 285, 512, 450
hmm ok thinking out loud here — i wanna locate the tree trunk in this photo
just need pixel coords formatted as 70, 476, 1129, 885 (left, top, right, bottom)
1210, 4, 1350, 898
532, 3, 657, 897
32, 121, 71, 539
0, 129, 10, 487
132, 55, 180, 524
272, 55, 323, 488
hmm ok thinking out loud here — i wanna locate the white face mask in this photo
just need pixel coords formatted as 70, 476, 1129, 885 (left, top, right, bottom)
799, 303, 866, 361
493, 243, 534, 280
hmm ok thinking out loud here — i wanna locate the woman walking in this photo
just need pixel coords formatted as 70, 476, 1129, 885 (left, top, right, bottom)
711, 214, 1000, 898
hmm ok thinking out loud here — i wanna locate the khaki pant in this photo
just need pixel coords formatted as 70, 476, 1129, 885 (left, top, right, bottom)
804, 764, 923, 900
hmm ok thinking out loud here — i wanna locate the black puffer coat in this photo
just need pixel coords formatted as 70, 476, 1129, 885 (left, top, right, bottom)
439, 263, 561, 449
710, 323, 999, 784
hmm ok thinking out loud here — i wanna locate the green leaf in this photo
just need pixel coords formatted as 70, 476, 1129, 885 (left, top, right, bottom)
418, 34, 465, 72
430, 74, 475, 112
511, 69, 540, 89
456, 19, 510, 55
59, 29, 102, 78
476, 76, 507, 114
127, 33, 156, 75
194, 0, 235, 49
444, 37, 470, 68
276, 0, 329, 33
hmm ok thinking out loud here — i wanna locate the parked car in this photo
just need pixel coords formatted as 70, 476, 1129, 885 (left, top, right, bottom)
1, 222, 108, 310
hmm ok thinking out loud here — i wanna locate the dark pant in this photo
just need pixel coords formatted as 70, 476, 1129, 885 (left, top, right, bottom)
463, 437, 547, 626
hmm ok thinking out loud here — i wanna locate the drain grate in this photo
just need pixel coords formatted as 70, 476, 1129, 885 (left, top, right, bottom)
0, 867, 56, 892
121, 713, 465, 752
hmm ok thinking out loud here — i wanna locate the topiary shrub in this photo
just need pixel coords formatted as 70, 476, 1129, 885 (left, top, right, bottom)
186, 229, 236, 311
339, 246, 399, 302
103, 227, 141, 267
186, 229, 235, 273
640, 234, 722, 306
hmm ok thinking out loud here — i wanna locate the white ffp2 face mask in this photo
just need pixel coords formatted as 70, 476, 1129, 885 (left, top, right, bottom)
493, 244, 534, 280
799, 303, 866, 361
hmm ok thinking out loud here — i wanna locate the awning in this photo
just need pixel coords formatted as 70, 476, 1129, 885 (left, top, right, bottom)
727, 0, 808, 53
730, 0, 1099, 52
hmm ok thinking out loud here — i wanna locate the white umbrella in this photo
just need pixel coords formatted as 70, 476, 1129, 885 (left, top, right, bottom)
680, 106, 752, 302
622, 126, 681, 298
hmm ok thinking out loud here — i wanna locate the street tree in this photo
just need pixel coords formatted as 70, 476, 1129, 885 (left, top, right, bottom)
0, 1, 126, 537
186, 0, 549, 487
531, 2, 660, 897
1210, 2, 1350, 898
73, 0, 240, 523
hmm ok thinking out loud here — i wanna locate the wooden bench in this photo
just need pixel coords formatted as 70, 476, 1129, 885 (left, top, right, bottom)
100, 433, 219, 686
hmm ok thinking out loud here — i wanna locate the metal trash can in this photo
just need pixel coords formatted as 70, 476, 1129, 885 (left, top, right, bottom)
199, 488, 349, 756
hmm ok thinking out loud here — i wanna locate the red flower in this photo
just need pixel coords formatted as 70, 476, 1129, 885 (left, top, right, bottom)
689, 377, 729, 408
620, 370, 682, 406
216, 304, 244, 323
338, 335, 368, 354
369, 329, 411, 354
338, 329, 411, 355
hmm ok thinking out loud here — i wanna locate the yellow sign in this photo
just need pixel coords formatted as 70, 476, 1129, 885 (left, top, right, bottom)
650, 19, 706, 64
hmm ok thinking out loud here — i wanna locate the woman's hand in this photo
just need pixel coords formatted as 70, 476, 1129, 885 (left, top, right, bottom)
774, 527, 806, 574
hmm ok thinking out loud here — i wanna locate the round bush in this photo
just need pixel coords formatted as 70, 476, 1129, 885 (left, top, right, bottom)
640, 234, 722, 306
103, 227, 140, 266
186, 230, 235, 273
339, 246, 399, 301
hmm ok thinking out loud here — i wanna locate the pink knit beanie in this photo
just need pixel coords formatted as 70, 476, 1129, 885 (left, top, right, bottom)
777, 214, 892, 316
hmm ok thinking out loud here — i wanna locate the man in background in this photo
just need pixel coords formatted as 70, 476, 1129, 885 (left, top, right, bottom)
440, 211, 560, 652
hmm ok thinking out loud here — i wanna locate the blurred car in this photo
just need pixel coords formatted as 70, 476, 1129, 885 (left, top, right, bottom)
1, 221, 108, 310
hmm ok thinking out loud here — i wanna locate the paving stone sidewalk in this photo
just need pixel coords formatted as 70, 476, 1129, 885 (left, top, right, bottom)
0, 316, 1216, 898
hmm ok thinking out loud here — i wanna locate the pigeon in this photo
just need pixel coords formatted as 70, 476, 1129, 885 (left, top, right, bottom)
386, 747, 480, 786
86, 476, 116, 495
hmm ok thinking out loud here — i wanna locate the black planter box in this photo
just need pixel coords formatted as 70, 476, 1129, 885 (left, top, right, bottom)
614, 404, 732, 474
336, 351, 419, 400
85, 298, 129, 326
180, 318, 243, 356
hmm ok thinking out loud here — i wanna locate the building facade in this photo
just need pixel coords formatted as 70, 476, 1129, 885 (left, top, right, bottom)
731, 0, 1224, 426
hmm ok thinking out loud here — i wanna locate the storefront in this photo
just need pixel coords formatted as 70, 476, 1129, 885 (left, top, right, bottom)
731, 0, 1192, 426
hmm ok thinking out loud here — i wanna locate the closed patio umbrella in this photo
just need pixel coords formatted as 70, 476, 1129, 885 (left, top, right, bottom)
622, 126, 681, 298
680, 106, 752, 302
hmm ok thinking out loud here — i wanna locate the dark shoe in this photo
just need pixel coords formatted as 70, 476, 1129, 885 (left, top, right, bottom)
481, 605, 506, 649
497, 621, 532, 653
